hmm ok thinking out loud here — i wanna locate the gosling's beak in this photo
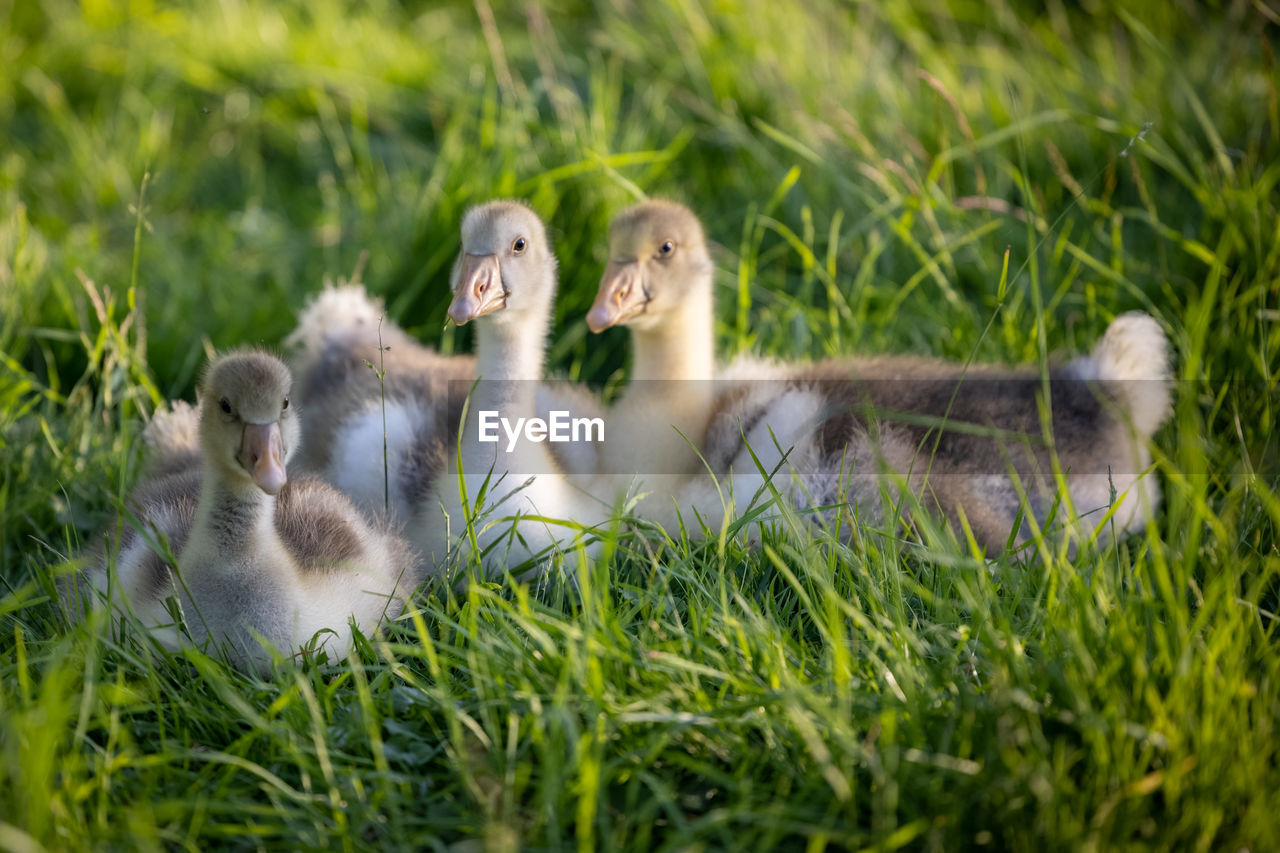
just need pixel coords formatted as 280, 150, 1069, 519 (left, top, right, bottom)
587, 261, 648, 333
448, 254, 507, 326
239, 422, 287, 495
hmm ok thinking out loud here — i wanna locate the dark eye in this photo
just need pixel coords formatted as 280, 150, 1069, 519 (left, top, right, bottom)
282, 397, 290, 412
219, 398, 232, 414
512, 237, 527, 254
658, 240, 675, 257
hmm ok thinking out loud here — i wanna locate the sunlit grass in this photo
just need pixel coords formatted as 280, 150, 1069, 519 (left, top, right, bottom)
1, 0, 1277, 849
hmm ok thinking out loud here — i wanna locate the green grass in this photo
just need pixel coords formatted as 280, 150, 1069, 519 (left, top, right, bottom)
2, 0, 1278, 848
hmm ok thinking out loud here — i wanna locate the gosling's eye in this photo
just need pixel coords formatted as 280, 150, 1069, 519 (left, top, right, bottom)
282, 397, 290, 412
657, 240, 675, 257
512, 237, 527, 254
219, 398, 232, 415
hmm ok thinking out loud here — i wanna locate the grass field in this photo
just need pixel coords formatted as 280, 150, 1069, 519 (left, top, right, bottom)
2, 0, 1278, 848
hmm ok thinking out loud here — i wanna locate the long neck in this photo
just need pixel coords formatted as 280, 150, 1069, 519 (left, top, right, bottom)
605, 283, 717, 475
194, 464, 278, 564
474, 311, 548, 384
464, 298, 557, 475
471, 305, 549, 417
628, 284, 715, 382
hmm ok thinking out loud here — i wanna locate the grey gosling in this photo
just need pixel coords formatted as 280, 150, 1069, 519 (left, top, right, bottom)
70, 350, 419, 673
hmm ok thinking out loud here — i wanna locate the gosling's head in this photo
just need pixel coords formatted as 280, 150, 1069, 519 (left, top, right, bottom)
447, 200, 557, 327
198, 350, 299, 495
587, 200, 712, 334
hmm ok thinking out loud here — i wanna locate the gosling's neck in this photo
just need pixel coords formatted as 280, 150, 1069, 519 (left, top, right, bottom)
472, 311, 548, 410
465, 308, 557, 475
474, 320, 547, 382
607, 285, 717, 476
628, 285, 715, 382
195, 463, 278, 560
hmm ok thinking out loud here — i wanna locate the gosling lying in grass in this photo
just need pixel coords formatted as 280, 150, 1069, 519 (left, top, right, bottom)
286, 203, 609, 582
67, 350, 419, 673
588, 200, 1172, 552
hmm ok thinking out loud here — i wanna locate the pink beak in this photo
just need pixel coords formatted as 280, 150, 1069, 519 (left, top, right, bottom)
239, 422, 287, 495
448, 254, 506, 325
587, 261, 647, 333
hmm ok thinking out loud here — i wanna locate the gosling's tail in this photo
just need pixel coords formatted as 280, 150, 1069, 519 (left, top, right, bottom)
1089, 311, 1173, 438
284, 283, 390, 376
143, 400, 201, 477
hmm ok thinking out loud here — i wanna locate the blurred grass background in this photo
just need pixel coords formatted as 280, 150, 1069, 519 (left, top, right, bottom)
1, 0, 1278, 849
